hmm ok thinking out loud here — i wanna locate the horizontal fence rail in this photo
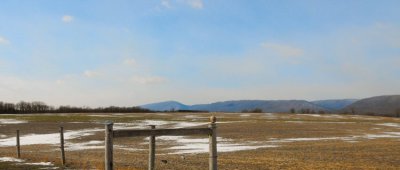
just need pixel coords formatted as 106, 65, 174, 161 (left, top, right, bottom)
113, 127, 212, 138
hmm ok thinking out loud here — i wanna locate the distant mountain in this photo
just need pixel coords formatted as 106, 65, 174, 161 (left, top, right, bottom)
341, 95, 400, 116
141, 100, 328, 113
141, 95, 400, 117
140, 101, 189, 111
190, 100, 328, 113
312, 99, 358, 111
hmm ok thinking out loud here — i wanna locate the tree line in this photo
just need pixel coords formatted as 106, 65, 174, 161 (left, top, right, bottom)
0, 101, 152, 114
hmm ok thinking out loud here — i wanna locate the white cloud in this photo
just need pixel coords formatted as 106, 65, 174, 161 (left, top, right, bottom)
83, 70, 99, 78
185, 0, 203, 9
159, 0, 203, 10
161, 0, 172, 9
261, 42, 304, 57
0, 36, 10, 45
62, 15, 74, 23
123, 58, 137, 66
131, 75, 166, 85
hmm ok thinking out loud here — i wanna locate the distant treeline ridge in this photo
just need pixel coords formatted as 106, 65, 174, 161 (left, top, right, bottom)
0, 101, 152, 114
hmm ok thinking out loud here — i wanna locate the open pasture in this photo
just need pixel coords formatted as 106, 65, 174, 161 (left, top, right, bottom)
1, 112, 400, 169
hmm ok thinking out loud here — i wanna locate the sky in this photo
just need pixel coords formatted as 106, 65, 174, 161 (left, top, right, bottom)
0, 0, 400, 107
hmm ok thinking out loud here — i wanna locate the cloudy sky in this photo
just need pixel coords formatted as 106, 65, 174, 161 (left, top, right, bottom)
0, 0, 399, 107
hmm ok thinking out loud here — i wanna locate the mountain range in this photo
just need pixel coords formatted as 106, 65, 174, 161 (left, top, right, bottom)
140, 95, 400, 117
141, 98, 356, 113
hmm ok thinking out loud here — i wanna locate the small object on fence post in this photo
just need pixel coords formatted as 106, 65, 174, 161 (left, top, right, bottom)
209, 116, 217, 170
16, 130, 21, 158
105, 122, 114, 170
148, 125, 156, 170
60, 126, 66, 166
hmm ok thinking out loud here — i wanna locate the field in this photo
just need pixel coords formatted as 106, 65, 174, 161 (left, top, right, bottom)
1, 112, 400, 169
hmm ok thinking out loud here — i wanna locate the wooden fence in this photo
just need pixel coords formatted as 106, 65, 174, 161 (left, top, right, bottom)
14, 127, 66, 166
105, 116, 218, 170
11, 116, 218, 170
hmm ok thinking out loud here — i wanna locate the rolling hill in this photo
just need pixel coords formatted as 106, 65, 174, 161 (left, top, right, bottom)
341, 95, 400, 117
140, 101, 189, 111
312, 99, 358, 111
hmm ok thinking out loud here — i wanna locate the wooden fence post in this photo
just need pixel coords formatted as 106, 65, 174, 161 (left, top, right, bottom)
60, 127, 66, 166
105, 122, 114, 170
148, 125, 156, 170
16, 130, 20, 158
209, 116, 217, 170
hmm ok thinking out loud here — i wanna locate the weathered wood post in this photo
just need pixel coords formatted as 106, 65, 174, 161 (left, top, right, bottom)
209, 116, 217, 170
16, 130, 20, 158
105, 122, 114, 170
148, 125, 156, 170
60, 126, 66, 166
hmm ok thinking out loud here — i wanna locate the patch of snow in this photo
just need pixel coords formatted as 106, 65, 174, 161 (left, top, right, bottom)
0, 119, 28, 124
240, 114, 251, 117
155, 113, 169, 116
184, 115, 200, 118
115, 145, 145, 151
0, 134, 6, 138
66, 140, 104, 151
169, 143, 277, 154
263, 113, 277, 119
376, 123, 400, 128
297, 114, 321, 117
349, 116, 381, 120
88, 114, 110, 117
0, 128, 102, 147
0, 157, 24, 162
112, 113, 126, 116
173, 122, 208, 128
22, 162, 53, 166
269, 131, 400, 144
141, 135, 273, 154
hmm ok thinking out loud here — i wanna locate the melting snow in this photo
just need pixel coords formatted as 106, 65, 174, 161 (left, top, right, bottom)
0, 157, 24, 162
0, 157, 56, 169
0, 128, 102, 147
140, 136, 275, 154
22, 162, 54, 166
0, 119, 27, 124
376, 123, 400, 128
66, 140, 104, 151
270, 132, 400, 143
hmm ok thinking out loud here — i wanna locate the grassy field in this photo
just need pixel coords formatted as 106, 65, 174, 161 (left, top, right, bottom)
1, 112, 400, 169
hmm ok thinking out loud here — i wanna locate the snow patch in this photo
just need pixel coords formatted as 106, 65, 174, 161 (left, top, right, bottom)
376, 123, 400, 128
66, 140, 104, 151
141, 136, 275, 154
0, 119, 27, 124
0, 128, 102, 147
0, 157, 24, 162
22, 162, 54, 166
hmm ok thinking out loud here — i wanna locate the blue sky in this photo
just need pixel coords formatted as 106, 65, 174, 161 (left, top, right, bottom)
0, 0, 399, 106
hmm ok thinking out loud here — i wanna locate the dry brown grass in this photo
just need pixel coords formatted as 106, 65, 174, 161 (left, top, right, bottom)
1, 112, 399, 169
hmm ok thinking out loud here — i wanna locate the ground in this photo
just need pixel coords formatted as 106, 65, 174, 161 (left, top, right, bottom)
0, 112, 400, 169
